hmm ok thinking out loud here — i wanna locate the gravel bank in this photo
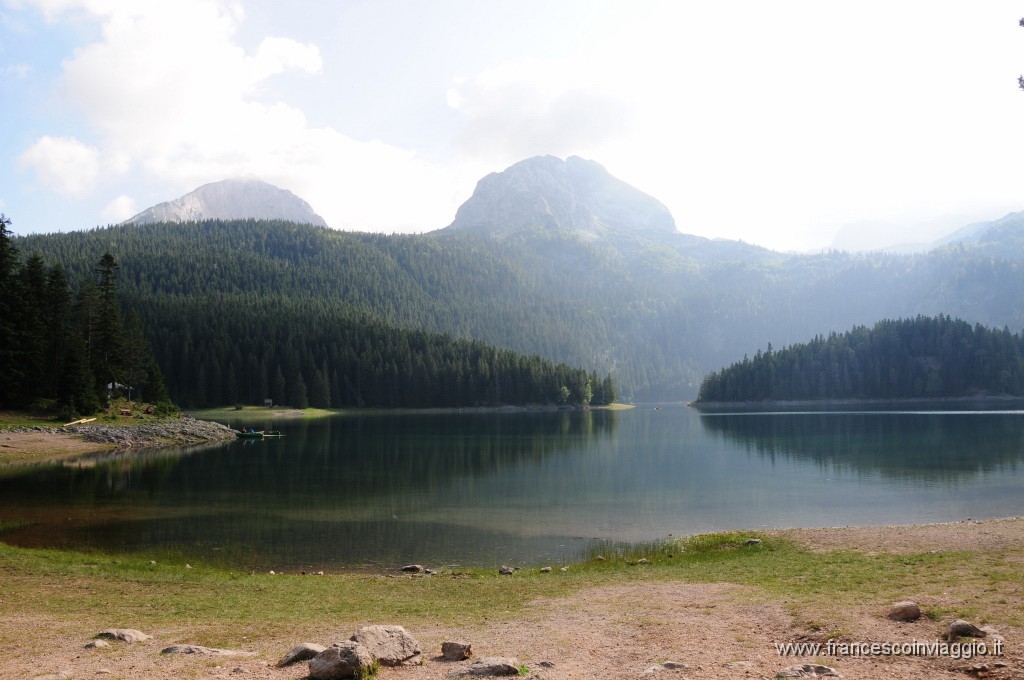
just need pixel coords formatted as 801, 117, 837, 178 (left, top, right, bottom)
10, 415, 237, 449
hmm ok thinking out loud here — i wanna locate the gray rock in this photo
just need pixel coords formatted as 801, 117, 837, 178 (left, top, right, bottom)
277, 642, 327, 667
776, 664, 841, 678
887, 600, 922, 622
498, 566, 514, 575
946, 619, 987, 640
350, 624, 421, 666
539, 566, 552, 573
160, 644, 255, 657
124, 178, 328, 227
401, 564, 424, 573
641, 661, 690, 676
309, 641, 375, 680
446, 656, 521, 678
745, 538, 763, 545
85, 639, 111, 649
97, 628, 152, 643
442, 640, 472, 661
444, 156, 677, 240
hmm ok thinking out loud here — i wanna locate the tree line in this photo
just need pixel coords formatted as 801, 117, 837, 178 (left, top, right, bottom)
2, 215, 616, 411
0, 214, 169, 416
696, 315, 1024, 403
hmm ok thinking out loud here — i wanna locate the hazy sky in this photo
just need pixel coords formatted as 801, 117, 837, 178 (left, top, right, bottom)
3, 1, 1024, 251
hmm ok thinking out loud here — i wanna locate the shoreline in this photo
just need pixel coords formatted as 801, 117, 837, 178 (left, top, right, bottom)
0, 413, 237, 465
1, 517, 1021, 679
691, 395, 1024, 412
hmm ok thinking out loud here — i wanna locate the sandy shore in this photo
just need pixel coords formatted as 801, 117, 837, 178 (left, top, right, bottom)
0, 416, 237, 465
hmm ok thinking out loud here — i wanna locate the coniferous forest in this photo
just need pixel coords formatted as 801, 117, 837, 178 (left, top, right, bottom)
696, 315, 1024, 404
0, 214, 169, 416
0, 215, 616, 412
11, 209, 1024, 409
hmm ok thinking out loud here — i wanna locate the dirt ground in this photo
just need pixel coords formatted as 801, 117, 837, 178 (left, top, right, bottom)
3, 518, 1022, 680
0, 430, 111, 464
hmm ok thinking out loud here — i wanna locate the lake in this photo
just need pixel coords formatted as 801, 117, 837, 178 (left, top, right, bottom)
1, 406, 1023, 571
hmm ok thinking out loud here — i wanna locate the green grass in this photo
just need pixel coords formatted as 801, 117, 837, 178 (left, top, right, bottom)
188, 406, 337, 421
1, 530, 1021, 647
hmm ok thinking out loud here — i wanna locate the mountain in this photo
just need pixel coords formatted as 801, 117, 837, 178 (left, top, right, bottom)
13, 157, 1024, 404
930, 210, 1024, 257
123, 178, 327, 227
444, 155, 676, 239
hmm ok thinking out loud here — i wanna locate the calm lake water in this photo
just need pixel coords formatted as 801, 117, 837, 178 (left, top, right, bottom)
2, 406, 1024, 571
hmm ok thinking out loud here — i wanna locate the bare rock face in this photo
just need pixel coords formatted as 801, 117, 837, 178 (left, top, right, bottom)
309, 641, 375, 680
350, 624, 421, 666
887, 600, 922, 622
124, 178, 328, 227
444, 155, 676, 240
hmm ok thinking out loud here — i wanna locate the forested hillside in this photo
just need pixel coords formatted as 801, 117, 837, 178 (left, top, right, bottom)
14, 214, 1024, 403
696, 316, 1024, 404
0, 215, 169, 415
5, 219, 614, 410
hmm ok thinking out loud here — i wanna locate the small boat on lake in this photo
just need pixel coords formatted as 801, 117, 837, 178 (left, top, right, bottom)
262, 430, 285, 437
236, 430, 264, 439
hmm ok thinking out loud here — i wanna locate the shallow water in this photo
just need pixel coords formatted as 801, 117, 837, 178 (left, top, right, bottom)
1, 406, 1022, 570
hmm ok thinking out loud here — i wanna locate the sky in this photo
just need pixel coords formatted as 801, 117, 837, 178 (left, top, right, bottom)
2, 0, 1024, 252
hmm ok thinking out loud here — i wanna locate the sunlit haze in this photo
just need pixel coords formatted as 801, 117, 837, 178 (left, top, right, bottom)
3, 0, 1023, 252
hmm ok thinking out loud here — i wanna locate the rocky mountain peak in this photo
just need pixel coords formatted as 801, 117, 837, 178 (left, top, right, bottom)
444, 155, 677, 238
123, 178, 327, 227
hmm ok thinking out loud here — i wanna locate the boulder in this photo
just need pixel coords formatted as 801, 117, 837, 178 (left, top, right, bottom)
887, 601, 922, 622
498, 566, 514, 575
641, 661, 690, 676
277, 642, 327, 667
96, 628, 151, 643
309, 641, 375, 680
446, 656, 521, 678
776, 664, 841, 678
946, 619, 987, 641
160, 644, 255, 657
350, 624, 421, 666
441, 641, 473, 661
400, 564, 424, 573
84, 639, 110, 649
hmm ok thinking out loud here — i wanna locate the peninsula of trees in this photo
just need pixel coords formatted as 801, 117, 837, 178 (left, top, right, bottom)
695, 315, 1024, 404
0, 215, 616, 413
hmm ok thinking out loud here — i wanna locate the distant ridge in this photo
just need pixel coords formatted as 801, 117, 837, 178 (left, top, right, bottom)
123, 178, 327, 227
444, 155, 677, 239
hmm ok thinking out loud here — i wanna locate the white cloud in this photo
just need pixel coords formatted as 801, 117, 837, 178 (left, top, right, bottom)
100, 193, 135, 222
18, 0, 452, 231
18, 135, 100, 197
2, 63, 32, 78
448, 58, 632, 167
